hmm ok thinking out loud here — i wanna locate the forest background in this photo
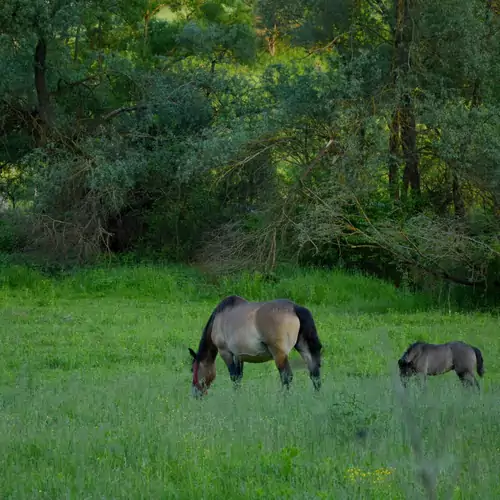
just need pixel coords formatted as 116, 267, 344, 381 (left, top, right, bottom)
2, 0, 500, 305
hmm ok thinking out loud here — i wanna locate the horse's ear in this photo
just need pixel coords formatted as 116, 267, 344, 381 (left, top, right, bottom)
188, 348, 197, 360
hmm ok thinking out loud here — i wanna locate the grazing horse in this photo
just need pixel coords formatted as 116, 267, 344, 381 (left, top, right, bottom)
398, 340, 484, 390
188, 295, 323, 397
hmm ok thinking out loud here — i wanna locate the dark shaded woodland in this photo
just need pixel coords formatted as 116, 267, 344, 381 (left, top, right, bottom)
2, 0, 500, 298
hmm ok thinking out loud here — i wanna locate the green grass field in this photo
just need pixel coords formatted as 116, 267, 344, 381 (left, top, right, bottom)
0, 264, 499, 499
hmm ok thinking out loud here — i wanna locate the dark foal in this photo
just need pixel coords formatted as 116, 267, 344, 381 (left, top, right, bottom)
398, 340, 484, 390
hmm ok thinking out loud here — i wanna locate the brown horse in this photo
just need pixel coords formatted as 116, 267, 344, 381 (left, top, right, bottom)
398, 340, 484, 390
188, 295, 323, 397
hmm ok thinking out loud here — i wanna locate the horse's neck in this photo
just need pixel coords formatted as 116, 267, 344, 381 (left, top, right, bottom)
203, 346, 217, 363
198, 339, 218, 364
197, 314, 218, 362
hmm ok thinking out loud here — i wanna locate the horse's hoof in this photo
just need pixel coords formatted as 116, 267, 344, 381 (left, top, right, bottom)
191, 386, 206, 399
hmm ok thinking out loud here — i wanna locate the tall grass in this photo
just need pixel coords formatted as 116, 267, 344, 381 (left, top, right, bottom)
0, 262, 434, 312
0, 262, 498, 499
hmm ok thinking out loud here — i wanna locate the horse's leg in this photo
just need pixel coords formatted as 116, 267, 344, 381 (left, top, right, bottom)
457, 371, 473, 388
277, 357, 293, 390
457, 371, 479, 391
231, 357, 244, 388
473, 376, 480, 391
219, 349, 244, 387
269, 346, 293, 390
294, 338, 321, 391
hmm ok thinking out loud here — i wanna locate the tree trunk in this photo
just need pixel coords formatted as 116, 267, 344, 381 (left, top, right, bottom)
144, 3, 166, 43
144, 12, 150, 41
400, 94, 420, 199
267, 25, 278, 56
34, 37, 51, 145
97, 20, 103, 70
452, 171, 465, 218
388, 110, 400, 200
387, 0, 404, 200
391, 0, 420, 202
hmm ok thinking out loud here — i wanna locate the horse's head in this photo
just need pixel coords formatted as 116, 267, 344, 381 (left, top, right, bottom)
398, 357, 413, 375
188, 347, 216, 398
398, 344, 420, 378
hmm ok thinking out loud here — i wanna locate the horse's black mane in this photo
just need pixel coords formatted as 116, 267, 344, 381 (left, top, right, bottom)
194, 295, 247, 362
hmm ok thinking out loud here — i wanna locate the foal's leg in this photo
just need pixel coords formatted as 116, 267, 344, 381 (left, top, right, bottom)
457, 371, 479, 391
421, 373, 428, 391
399, 374, 410, 388
269, 346, 293, 390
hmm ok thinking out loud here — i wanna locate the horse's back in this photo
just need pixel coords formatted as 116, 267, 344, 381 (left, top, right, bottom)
211, 300, 269, 361
448, 341, 478, 372
254, 299, 301, 352
212, 298, 301, 360
408, 343, 453, 375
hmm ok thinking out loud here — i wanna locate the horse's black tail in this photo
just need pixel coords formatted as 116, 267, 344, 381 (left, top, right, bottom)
293, 304, 322, 355
473, 346, 485, 377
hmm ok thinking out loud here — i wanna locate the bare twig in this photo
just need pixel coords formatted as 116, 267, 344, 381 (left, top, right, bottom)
102, 105, 147, 121
300, 139, 337, 183
301, 35, 345, 59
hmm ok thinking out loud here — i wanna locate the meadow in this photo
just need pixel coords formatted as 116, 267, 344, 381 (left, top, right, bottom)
0, 263, 499, 499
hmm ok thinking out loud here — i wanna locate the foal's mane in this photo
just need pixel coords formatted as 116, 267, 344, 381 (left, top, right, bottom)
408, 340, 426, 350
194, 295, 247, 362
401, 340, 426, 359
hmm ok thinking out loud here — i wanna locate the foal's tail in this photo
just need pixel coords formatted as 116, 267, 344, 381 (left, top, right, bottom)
473, 346, 485, 377
293, 304, 323, 355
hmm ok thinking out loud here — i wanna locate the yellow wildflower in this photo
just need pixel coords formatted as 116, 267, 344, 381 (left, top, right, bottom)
345, 466, 395, 484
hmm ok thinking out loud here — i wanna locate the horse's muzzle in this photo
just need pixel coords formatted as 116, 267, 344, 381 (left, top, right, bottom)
191, 384, 206, 399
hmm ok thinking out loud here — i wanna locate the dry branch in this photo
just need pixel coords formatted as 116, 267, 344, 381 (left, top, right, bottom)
300, 138, 337, 183
102, 105, 147, 121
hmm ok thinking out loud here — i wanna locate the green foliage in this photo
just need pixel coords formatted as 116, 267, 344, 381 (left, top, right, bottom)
176, 20, 257, 62
148, 19, 184, 54
255, 0, 307, 38
150, 18, 257, 63
0, 212, 30, 253
2, 0, 500, 299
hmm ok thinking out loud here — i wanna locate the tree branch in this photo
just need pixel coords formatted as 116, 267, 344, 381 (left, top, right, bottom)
101, 104, 147, 121
300, 138, 336, 183
51, 76, 99, 97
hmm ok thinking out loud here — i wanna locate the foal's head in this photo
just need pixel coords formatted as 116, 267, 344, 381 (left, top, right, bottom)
398, 341, 425, 378
188, 347, 216, 398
